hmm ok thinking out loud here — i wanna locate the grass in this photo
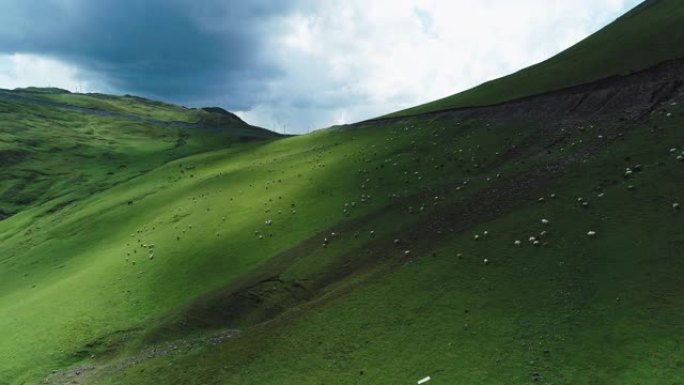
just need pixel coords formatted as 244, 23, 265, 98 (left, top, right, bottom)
1, 2, 683, 384
386, 0, 684, 118
14, 88, 201, 123
1, 96, 682, 384
60, 105, 683, 385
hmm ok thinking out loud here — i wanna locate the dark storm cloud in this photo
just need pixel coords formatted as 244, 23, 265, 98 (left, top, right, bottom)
0, 0, 299, 109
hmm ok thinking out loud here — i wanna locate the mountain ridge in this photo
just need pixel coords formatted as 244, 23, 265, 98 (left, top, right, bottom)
386, 0, 684, 117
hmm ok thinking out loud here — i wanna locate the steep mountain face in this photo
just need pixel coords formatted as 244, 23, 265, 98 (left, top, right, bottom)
387, 0, 684, 117
1, 2, 683, 385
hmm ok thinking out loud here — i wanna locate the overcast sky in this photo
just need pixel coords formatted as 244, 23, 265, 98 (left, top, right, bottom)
0, 0, 642, 133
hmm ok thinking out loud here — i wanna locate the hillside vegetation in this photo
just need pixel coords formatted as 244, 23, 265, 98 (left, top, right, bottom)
1, 1, 683, 385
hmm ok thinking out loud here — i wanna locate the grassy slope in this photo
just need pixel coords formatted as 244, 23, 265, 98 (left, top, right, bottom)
0, 90, 275, 217
1, 3, 683, 384
386, 0, 684, 118
86, 104, 684, 385
13, 88, 199, 123
2, 100, 682, 385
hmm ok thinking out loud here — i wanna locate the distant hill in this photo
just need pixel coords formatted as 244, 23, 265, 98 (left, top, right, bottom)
0, 88, 279, 218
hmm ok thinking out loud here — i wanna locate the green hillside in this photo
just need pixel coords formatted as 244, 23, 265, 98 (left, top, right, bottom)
386, 0, 684, 118
0, 88, 277, 217
1, 2, 684, 385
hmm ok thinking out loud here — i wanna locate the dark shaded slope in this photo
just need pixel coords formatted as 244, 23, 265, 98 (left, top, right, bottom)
373, 57, 684, 124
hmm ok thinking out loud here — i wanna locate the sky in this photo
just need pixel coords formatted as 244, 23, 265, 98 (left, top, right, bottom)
0, 0, 642, 133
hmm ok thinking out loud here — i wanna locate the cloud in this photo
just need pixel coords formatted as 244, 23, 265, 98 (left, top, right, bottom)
245, 0, 642, 131
0, 0, 299, 108
0, 0, 642, 132
0, 54, 97, 92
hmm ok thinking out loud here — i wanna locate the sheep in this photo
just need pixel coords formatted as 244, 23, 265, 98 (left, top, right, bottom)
417, 376, 431, 385
474, 234, 480, 241
404, 250, 411, 256
673, 203, 681, 210
541, 219, 550, 226
514, 240, 521, 247
528, 236, 537, 243
483, 258, 489, 264
587, 231, 597, 238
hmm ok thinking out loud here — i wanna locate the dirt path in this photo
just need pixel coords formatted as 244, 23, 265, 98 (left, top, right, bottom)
42, 329, 240, 385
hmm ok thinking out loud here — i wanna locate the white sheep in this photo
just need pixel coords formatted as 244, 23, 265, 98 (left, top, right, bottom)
417, 376, 431, 385
514, 240, 521, 247
541, 219, 550, 226
673, 203, 681, 210
587, 231, 597, 238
